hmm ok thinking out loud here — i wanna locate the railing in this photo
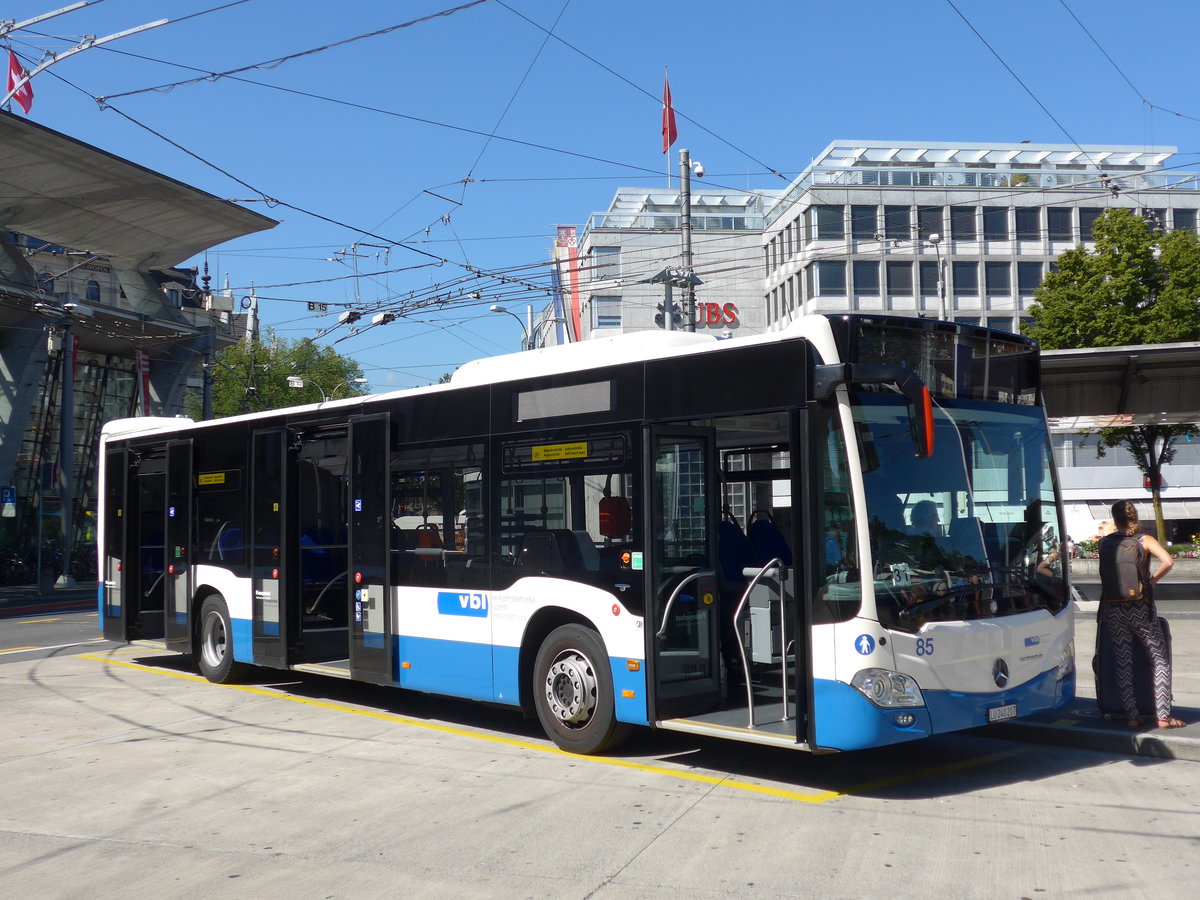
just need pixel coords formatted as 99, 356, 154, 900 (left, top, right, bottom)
733, 558, 788, 728
586, 212, 764, 232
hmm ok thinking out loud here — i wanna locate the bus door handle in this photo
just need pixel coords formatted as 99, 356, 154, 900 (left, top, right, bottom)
656, 570, 715, 638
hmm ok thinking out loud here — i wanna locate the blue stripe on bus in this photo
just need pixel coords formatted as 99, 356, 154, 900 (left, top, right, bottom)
813, 667, 1072, 751
399, 635, 498, 703
232, 617, 254, 663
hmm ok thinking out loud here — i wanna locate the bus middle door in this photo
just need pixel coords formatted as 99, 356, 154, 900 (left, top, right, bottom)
647, 426, 721, 720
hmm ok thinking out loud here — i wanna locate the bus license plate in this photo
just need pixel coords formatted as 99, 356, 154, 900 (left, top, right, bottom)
988, 703, 1017, 723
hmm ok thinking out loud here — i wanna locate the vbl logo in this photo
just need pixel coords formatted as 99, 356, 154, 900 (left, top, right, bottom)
437, 591, 489, 617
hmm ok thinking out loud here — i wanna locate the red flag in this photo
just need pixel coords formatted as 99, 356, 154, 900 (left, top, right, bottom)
661, 71, 677, 154
7, 51, 34, 114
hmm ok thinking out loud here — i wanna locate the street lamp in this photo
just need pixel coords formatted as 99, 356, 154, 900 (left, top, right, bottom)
927, 232, 947, 321
333, 377, 369, 398
531, 316, 572, 348
489, 305, 530, 349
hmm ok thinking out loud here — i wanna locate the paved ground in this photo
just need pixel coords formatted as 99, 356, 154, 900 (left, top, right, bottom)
3, 581, 1197, 762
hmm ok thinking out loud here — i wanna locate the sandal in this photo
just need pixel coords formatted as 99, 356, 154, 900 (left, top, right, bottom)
1155, 717, 1186, 729
1127, 717, 1144, 729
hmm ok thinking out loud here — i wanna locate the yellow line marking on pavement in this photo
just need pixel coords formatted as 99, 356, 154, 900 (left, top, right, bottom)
15, 618, 63, 624
77, 653, 1033, 804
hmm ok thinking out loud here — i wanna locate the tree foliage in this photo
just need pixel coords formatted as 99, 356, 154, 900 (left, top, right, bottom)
1024, 209, 1200, 540
193, 330, 367, 419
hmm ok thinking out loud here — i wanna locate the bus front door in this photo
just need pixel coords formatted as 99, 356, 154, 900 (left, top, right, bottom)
101, 447, 130, 643
647, 428, 722, 720
348, 414, 392, 685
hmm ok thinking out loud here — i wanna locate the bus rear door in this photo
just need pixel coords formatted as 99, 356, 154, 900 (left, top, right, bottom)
163, 439, 192, 652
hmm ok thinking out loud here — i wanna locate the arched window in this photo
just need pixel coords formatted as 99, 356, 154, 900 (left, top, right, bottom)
85, 280, 101, 302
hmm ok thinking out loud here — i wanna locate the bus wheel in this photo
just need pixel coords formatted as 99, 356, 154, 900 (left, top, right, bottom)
533, 624, 629, 755
196, 594, 247, 684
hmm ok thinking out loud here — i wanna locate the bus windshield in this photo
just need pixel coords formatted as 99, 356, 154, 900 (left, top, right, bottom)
854, 393, 1068, 631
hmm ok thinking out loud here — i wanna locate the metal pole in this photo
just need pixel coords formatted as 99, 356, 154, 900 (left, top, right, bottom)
663, 281, 674, 331
57, 315, 75, 586
679, 149, 696, 332
202, 324, 214, 420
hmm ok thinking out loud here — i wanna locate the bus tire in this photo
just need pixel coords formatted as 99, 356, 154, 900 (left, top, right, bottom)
196, 594, 247, 684
533, 624, 629, 755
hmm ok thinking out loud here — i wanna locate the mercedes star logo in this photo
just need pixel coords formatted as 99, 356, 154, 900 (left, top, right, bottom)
993, 658, 1010, 688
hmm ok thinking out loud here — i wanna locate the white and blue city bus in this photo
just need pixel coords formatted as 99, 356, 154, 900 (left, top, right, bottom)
97, 314, 1075, 754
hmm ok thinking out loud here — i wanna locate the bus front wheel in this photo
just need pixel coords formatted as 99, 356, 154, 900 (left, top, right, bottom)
196, 594, 247, 684
533, 624, 629, 755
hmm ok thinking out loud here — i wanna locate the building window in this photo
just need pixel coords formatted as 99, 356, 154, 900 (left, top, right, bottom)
813, 260, 846, 295
1015, 208, 1039, 241
814, 205, 844, 240
37, 271, 54, 294
952, 261, 978, 295
592, 246, 620, 279
591, 296, 621, 329
884, 205, 910, 240
1174, 208, 1197, 233
919, 261, 939, 294
1017, 262, 1042, 294
853, 260, 880, 294
886, 261, 912, 295
1079, 208, 1103, 241
985, 262, 1011, 295
950, 206, 976, 241
917, 206, 942, 240
982, 207, 1008, 241
851, 205, 877, 240
167, 289, 182, 308
1047, 207, 1072, 241
85, 280, 100, 302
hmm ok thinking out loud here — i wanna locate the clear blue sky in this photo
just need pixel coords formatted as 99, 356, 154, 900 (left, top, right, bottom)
6, 0, 1200, 389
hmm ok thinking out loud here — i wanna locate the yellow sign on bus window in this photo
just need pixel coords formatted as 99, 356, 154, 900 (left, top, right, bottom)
197, 472, 226, 486
531, 442, 588, 462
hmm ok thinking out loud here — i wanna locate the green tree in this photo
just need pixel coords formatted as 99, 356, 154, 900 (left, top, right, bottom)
1023, 209, 1200, 540
192, 330, 367, 419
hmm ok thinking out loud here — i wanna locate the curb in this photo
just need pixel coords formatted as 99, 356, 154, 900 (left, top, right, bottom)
987, 704, 1200, 762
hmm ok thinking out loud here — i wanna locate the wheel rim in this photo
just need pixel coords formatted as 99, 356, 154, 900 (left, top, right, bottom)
200, 608, 227, 669
544, 648, 598, 729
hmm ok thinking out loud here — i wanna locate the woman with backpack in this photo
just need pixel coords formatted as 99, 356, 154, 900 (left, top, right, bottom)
1098, 499, 1184, 729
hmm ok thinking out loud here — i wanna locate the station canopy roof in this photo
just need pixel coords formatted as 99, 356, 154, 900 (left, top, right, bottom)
0, 111, 277, 269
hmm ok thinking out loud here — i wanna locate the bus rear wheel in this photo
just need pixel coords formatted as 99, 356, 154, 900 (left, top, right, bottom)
533, 624, 629, 755
196, 594, 247, 684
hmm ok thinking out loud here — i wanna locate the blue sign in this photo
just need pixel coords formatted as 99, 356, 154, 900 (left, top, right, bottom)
1, 486, 15, 504
437, 591, 489, 618
354, 498, 363, 512
854, 634, 876, 656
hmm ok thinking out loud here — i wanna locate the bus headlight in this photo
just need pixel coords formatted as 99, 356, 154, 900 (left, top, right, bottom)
1055, 640, 1075, 681
851, 668, 925, 708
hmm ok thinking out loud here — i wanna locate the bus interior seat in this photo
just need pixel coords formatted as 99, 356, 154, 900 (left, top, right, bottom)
748, 511, 792, 566
717, 514, 758, 587
215, 527, 244, 562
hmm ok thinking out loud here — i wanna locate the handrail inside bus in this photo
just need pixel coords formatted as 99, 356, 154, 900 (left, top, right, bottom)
812, 362, 935, 458
654, 569, 715, 639
732, 558, 785, 729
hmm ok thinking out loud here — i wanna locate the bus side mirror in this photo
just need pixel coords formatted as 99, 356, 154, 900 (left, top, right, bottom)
813, 363, 935, 459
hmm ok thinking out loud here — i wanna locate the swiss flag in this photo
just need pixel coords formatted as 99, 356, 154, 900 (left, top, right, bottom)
7, 51, 34, 114
661, 71, 677, 154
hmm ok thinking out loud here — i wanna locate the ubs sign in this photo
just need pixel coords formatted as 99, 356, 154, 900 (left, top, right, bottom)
696, 302, 738, 327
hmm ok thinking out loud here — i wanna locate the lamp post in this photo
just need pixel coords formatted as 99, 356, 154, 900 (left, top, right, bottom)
531, 316, 572, 348
678, 148, 704, 332
489, 305, 530, 350
928, 232, 947, 321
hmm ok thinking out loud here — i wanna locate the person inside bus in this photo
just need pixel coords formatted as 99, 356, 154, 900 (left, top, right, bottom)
908, 500, 941, 537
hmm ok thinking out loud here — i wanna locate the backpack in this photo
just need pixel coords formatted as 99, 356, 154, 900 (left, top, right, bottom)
1098, 533, 1145, 602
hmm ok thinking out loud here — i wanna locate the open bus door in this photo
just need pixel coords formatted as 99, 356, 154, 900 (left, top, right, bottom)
162, 439, 192, 652
348, 414, 392, 684
250, 428, 290, 667
646, 426, 722, 720
101, 446, 129, 642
